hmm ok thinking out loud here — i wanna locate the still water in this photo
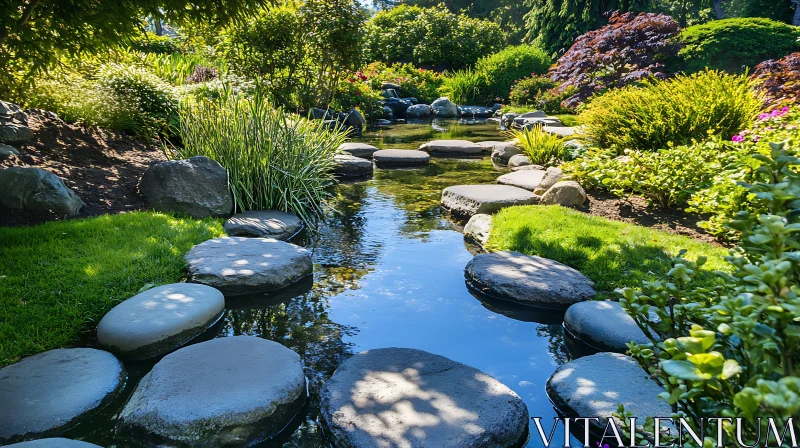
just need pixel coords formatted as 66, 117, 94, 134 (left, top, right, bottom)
78, 119, 578, 447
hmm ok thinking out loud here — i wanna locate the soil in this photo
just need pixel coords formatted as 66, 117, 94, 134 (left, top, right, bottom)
0, 110, 167, 227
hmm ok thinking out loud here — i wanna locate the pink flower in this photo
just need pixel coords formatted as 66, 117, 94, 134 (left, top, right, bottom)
732, 135, 745, 142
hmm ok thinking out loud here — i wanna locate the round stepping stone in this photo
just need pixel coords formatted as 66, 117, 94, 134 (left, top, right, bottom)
497, 169, 546, 191
0, 349, 125, 443
118, 337, 306, 447
185, 237, 313, 295
97, 283, 225, 360
490, 142, 524, 165
333, 154, 374, 178
224, 210, 304, 240
465, 251, 595, 309
373, 149, 430, 167
564, 301, 652, 353
419, 139, 482, 156
547, 353, 673, 436
338, 142, 379, 159
441, 185, 537, 218
5, 439, 103, 448
320, 348, 529, 448
463, 213, 492, 247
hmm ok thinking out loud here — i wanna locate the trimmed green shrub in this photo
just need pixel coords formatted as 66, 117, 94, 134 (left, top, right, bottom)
509, 76, 558, 106
581, 70, 762, 151
128, 32, 182, 54
678, 18, 800, 74
505, 127, 565, 166
474, 45, 552, 103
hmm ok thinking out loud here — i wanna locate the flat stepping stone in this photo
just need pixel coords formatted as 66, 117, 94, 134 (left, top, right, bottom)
224, 210, 304, 240
465, 251, 595, 309
463, 213, 492, 247
97, 283, 225, 360
338, 142, 379, 159
547, 353, 673, 436
5, 439, 103, 448
419, 139, 482, 156
333, 154, 374, 178
476, 141, 505, 153
564, 301, 651, 353
185, 237, 312, 295
0, 349, 125, 443
373, 149, 430, 167
118, 337, 306, 447
441, 185, 537, 218
320, 348, 529, 448
497, 170, 546, 191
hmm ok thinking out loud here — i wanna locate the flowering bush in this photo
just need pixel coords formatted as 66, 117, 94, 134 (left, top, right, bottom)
363, 62, 444, 104
752, 52, 800, 108
332, 74, 384, 121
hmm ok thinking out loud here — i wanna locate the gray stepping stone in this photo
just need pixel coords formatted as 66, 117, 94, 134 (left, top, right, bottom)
185, 237, 312, 295
513, 164, 545, 172
339, 142, 379, 159
547, 352, 673, 436
543, 126, 575, 137
373, 149, 430, 167
540, 180, 587, 206
465, 251, 595, 309
320, 348, 529, 448
0, 349, 125, 443
4, 439, 103, 448
463, 213, 492, 247
441, 185, 537, 218
118, 337, 306, 447
564, 301, 651, 353
497, 170, 546, 191
490, 142, 524, 165
507, 154, 532, 169
476, 141, 506, 153
419, 139, 482, 156
97, 283, 225, 360
224, 210, 304, 240
333, 154, 374, 178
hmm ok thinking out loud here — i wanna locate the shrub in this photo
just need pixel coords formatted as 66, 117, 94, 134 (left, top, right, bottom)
548, 11, 681, 108
332, 75, 384, 121
504, 127, 565, 166
438, 69, 485, 105
752, 52, 800, 108
677, 18, 800, 74
581, 70, 762, 151
474, 45, 552, 103
363, 62, 444, 104
175, 87, 348, 222
508, 76, 558, 106
128, 32, 182, 54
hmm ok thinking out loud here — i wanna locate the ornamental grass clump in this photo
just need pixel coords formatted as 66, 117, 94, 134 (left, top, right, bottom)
504, 126, 565, 166
175, 87, 347, 222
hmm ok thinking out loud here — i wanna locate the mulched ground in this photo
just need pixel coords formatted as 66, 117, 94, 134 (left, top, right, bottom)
0, 110, 167, 227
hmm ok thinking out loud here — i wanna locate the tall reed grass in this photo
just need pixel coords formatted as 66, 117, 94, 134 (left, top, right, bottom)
175, 87, 347, 222
504, 126, 565, 166
439, 69, 484, 105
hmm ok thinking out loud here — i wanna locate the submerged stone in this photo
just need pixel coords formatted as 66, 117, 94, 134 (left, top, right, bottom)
224, 210, 304, 240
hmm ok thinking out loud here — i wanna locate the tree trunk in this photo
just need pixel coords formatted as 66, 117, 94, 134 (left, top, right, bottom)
793, 0, 800, 26
154, 19, 163, 36
712, 0, 724, 19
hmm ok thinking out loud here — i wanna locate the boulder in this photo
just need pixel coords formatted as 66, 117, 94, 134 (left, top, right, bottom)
224, 210, 304, 240
492, 103, 503, 111
118, 337, 306, 447
406, 104, 432, 118
419, 139, 482, 156
338, 142, 379, 159
381, 82, 402, 91
500, 113, 519, 127
476, 141, 505, 153
540, 180, 587, 206
320, 348, 529, 448
547, 353, 673, 436
532, 167, 564, 195
0, 349, 125, 443
383, 98, 411, 117
517, 110, 547, 119
496, 169, 546, 191
97, 283, 225, 360
0, 100, 28, 122
140, 156, 233, 218
333, 154, 374, 178
431, 97, 459, 118
0, 122, 34, 143
464, 251, 595, 309
507, 154, 532, 169
185, 237, 313, 295
373, 149, 430, 167
441, 185, 537, 219
0, 143, 20, 158
464, 214, 492, 247
0, 167, 84, 216
459, 105, 494, 118
4, 439, 103, 448
512, 164, 546, 172
490, 142, 524, 165
564, 301, 652, 354
344, 109, 365, 128
310, 107, 332, 120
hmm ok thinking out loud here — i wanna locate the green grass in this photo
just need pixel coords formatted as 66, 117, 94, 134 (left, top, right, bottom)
0, 212, 224, 367
488, 206, 728, 299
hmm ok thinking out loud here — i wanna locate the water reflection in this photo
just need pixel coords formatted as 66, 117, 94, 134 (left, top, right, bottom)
359, 119, 502, 150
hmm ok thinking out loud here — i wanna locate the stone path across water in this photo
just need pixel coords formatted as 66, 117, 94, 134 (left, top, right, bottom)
224, 210, 304, 240
373, 149, 430, 167
441, 184, 537, 218
564, 300, 652, 354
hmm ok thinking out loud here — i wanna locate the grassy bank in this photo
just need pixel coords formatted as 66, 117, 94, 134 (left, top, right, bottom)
488, 206, 728, 299
0, 212, 224, 366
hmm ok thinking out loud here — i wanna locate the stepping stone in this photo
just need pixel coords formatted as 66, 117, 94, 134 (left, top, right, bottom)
0, 348, 125, 443
333, 154, 374, 178
540, 180, 587, 206
507, 154, 532, 169
463, 213, 492, 247
224, 210, 304, 240
476, 141, 505, 153
441, 185, 537, 218
338, 142, 379, 159
543, 126, 575, 137
490, 142, 524, 165
185, 237, 312, 295
513, 164, 545, 172
419, 139, 482, 156
547, 353, 673, 436
320, 348, 529, 448
465, 251, 595, 309
118, 337, 306, 447
373, 149, 430, 167
497, 170, 546, 191
97, 283, 225, 360
564, 301, 652, 353
5, 439, 103, 448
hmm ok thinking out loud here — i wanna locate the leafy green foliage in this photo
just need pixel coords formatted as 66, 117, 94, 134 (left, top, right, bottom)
504, 127, 566, 166
363, 61, 444, 104
677, 18, 800, 74
508, 76, 558, 105
438, 69, 485, 105
332, 76, 385, 121
474, 45, 552, 103
581, 70, 761, 151
128, 32, 182, 55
